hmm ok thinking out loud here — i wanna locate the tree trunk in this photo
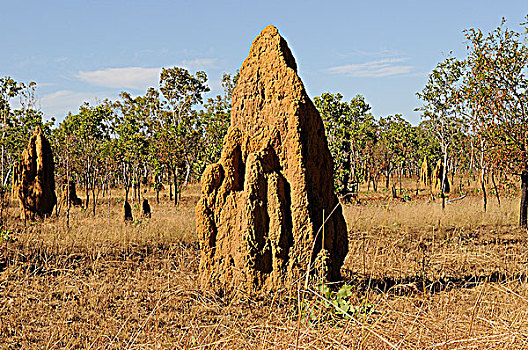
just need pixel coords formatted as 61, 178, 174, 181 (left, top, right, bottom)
123, 162, 130, 203
481, 167, 487, 212
398, 165, 402, 195
441, 150, 448, 210
519, 170, 528, 227
174, 167, 179, 206
451, 160, 455, 186
132, 179, 135, 203
183, 161, 192, 188
137, 175, 141, 202
491, 170, 500, 206
85, 178, 90, 210
2, 166, 11, 187
1, 111, 6, 186
479, 143, 487, 212
66, 157, 70, 228
92, 186, 96, 216
169, 170, 173, 202
108, 180, 111, 219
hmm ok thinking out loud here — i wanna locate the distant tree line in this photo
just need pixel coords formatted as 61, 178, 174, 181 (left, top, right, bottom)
1, 68, 235, 214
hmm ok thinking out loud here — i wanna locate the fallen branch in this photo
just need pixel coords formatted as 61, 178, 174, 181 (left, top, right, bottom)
447, 192, 468, 204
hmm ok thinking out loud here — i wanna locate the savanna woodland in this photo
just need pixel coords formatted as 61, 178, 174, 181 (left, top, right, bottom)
2, 17, 528, 349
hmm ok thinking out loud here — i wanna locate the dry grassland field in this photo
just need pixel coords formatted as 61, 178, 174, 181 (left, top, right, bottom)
2, 177, 528, 349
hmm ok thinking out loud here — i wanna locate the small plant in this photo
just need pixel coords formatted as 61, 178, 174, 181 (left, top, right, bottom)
317, 283, 375, 318
133, 218, 144, 226
0, 229, 17, 243
296, 283, 376, 324
401, 192, 412, 202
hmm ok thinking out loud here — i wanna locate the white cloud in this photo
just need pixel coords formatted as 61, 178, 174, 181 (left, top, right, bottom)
76, 67, 161, 90
343, 49, 406, 58
327, 58, 413, 78
180, 58, 218, 70
75, 59, 217, 90
39, 90, 118, 121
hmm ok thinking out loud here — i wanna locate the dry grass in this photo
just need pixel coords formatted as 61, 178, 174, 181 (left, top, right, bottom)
1, 179, 528, 349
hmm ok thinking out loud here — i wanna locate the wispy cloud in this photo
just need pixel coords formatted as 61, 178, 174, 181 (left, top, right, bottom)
39, 90, 118, 120
327, 58, 413, 78
76, 67, 161, 90
339, 49, 406, 59
76, 59, 218, 90
180, 58, 218, 70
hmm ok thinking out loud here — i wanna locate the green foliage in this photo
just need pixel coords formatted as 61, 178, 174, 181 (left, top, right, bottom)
378, 114, 417, 185
400, 189, 412, 202
112, 90, 154, 200
0, 229, 17, 243
196, 72, 237, 172
298, 283, 375, 324
464, 17, 528, 174
417, 56, 467, 200
317, 283, 375, 318
155, 67, 211, 203
160, 67, 209, 112
461, 16, 528, 224
314, 92, 375, 196
416, 57, 466, 154
53, 101, 112, 214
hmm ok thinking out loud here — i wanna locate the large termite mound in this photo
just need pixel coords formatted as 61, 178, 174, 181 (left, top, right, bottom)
196, 25, 348, 294
12, 127, 57, 219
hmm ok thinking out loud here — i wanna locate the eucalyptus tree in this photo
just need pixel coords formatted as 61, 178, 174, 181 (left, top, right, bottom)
464, 17, 528, 225
197, 72, 237, 173
140, 88, 165, 203
57, 101, 112, 215
417, 57, 466, 208
113, 91, 153, 202
314, 92, 373, 198
377, 114, 416, 193
157, 67, 209, 205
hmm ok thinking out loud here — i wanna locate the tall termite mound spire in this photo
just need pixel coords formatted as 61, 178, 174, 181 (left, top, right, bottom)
420, 156, 430, 188
196, 25, 349, 294
12, 126, 57, 219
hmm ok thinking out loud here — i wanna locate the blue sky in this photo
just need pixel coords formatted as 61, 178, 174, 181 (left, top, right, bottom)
1, 1, 527, 124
